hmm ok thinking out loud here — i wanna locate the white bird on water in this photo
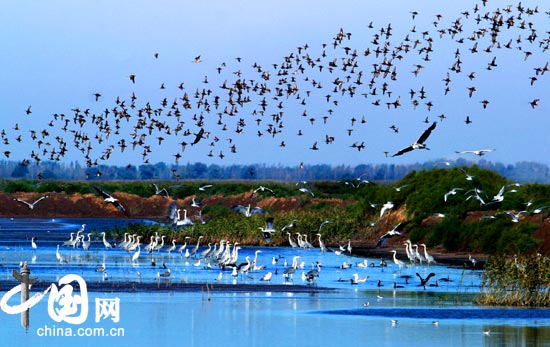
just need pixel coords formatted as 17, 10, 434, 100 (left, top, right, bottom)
131, 245, 141, 262
101, 232, 112, 249
390, 250, 405, 268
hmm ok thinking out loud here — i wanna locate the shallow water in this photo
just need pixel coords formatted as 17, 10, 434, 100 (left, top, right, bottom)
1, 218, 550, 347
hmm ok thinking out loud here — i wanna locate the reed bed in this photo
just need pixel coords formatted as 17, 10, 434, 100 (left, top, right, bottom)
475, 254, 550, 307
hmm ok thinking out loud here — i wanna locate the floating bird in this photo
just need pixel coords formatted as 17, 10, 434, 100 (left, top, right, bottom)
13, 195, 48, 210
259, 272, 273, 282
391, 122, 436, 157
93, 186, 129, 216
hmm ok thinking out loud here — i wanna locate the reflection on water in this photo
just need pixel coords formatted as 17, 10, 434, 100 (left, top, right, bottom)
0, 218, 549, 347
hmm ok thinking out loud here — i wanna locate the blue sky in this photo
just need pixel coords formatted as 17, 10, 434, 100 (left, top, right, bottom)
0, 1, 548, 168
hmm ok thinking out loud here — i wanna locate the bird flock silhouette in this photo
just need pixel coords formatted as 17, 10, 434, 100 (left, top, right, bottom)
1, 1, 549, 171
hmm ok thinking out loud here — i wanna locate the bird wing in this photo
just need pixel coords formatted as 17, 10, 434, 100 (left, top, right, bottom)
93, 186, 112, 199
33, 196, 48, 205
265, 217, 275, 230
112, 200, 129, 216
14, 198, 32, 208
376, 233, 392, 248
231, 205, 247, 215
168, 201, 178, 220
191, 128, 205, 145
250, 207, 266, 216
391, 145, 414, 157
391, 221, 406, 234
416, 121, 437, 144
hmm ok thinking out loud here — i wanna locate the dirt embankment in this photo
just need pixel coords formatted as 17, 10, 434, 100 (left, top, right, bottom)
4, 190, 549, 265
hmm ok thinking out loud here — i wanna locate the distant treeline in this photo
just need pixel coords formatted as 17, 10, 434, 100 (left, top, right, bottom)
1, 158, 549, 183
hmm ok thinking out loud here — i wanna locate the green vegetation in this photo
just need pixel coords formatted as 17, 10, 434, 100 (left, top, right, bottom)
476, 255, 550, 307
2, 165, 550, 256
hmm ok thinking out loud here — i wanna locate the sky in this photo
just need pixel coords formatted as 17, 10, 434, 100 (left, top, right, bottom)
0, 0, 549, 169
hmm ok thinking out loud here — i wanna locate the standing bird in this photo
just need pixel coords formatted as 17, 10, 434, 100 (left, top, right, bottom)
391, 122, 437, 157
31, 236, 37, 250
101, 232, 112, 249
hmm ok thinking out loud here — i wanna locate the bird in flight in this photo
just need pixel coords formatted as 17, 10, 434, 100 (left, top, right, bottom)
455, 149, 495, 156
93, 186, 129, 216
376, 221, 406, 248
13, 195, 49, 210
391, 122, 437, 157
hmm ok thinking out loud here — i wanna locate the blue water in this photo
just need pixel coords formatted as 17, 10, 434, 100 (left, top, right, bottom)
1, 218, 550, 347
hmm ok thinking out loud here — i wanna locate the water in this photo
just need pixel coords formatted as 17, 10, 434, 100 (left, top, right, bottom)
1, 218, 550, 347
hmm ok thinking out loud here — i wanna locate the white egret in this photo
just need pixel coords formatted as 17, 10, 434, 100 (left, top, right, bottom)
390, 250, 405, 268
101, 232, 112, 249
131, 245, 141, 262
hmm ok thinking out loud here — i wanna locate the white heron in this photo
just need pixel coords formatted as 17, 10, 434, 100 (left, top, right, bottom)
316, 233, 328, 252
283, 256, 301, 281
287, 232, 298, 248
390, 250, 405, 268
131, 245, 141, 262
82, 233, 92, 251
31, 236, 37, 250
174, 209, 194, 227
420, 244, 436, 265
101, 232, 112, 249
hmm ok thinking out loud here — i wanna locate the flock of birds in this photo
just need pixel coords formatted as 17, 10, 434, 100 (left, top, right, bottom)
0, 1, 548, 172
30, 217, 457, 292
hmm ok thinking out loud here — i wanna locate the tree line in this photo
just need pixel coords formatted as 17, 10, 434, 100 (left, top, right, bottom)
1, 158, 549, 183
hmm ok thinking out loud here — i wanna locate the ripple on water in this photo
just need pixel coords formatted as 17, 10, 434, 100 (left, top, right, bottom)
317, 307, 550, 323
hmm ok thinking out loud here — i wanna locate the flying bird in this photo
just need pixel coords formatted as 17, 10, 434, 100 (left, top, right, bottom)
455, 149, 495, 156
93, 186, 129, 216
391, 122, 437, 157
13, 195, 49, 210
376, 222, 406, 248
